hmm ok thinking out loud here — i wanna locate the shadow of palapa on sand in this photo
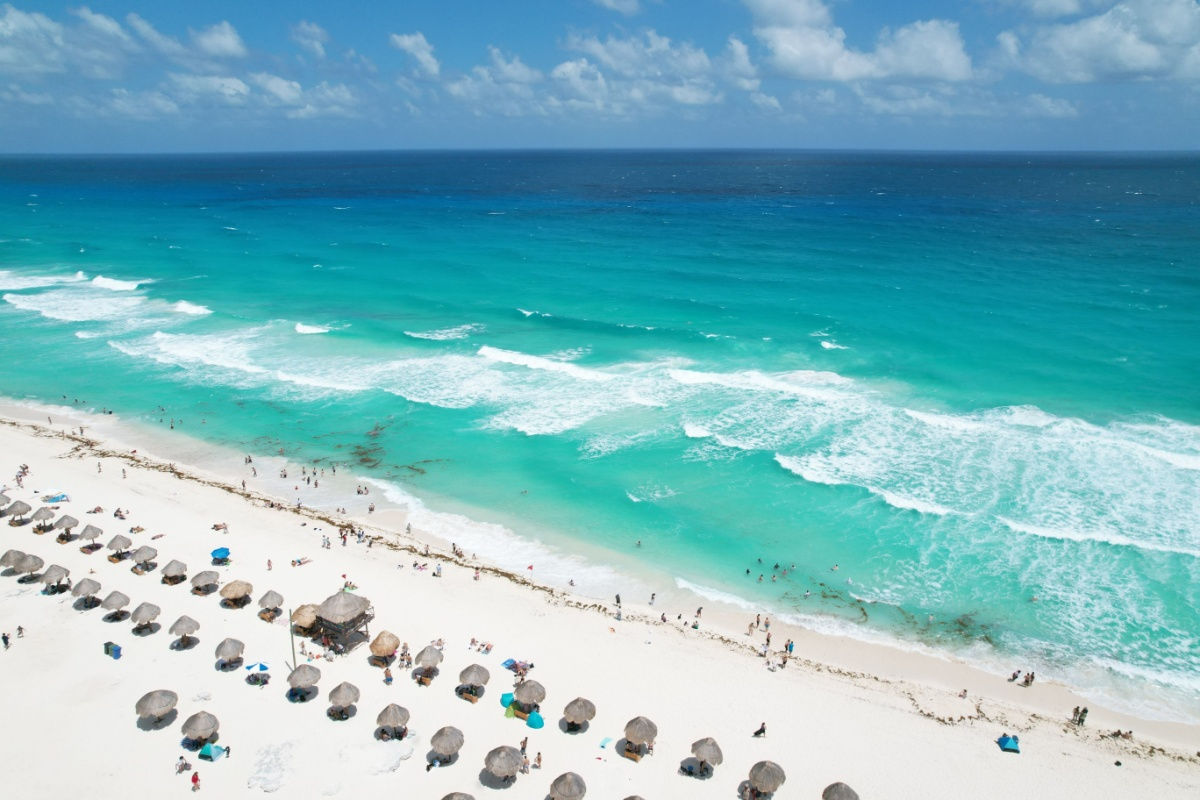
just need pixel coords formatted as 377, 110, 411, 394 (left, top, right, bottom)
476, 768, 517, 789
136, 708, 178, 732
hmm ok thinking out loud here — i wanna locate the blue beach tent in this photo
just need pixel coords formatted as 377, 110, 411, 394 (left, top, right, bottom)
211, 547, 231, 559
997, 734, 1020, 753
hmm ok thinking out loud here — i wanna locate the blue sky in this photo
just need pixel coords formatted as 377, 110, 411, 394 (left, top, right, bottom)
1, 0, 1197, 151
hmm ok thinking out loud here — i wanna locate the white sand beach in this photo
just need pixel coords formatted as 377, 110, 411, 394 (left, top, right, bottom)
1, 408, 1197, 799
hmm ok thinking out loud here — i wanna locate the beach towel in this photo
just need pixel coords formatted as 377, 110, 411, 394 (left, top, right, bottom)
599, 737, 613, 749
501, 658, 516, 669
42, 493, 69, 503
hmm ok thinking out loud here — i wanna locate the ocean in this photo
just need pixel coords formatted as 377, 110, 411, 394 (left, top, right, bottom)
1, 150, 1197, 721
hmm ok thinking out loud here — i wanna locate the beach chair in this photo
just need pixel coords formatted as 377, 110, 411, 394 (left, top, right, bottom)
622, 745, 642, 762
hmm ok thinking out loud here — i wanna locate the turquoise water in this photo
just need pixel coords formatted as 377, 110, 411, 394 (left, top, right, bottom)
1, 151, 1198, 720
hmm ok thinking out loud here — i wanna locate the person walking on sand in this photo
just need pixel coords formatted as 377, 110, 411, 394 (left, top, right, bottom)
752, 721, 766, 737
191, 771, 200, 791
519, 736, 528, 755
1072, 706, 1080, 724
2, 633, 9, 650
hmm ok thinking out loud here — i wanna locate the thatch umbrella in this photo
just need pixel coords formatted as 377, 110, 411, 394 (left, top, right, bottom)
376, 703, 409, 729
822, 782, 860, 800
291, 603, 318, 628
107, 534, 132, 553
170, 615, 200, 645
135, 689, 178, 719
749, 761, 786, 794
369, 630, 400, 659
484, 745, 523, 778
430, 726, 464, 757
6, 500, 31, 520
563, 697, 596, 726
415, 645, 443, 669
691, 736, 723, 766
131, 602, 161, 625
101, 590, 130, 611
329, 681, 360, 710
190, 570, 219, 591
220, 579, 253, 600
287, 664, 321, 688
549, 772, 587, 800
162, 559, 187, 578
214, 638, 245, 661
53, 514, 79, 531
258, 590, 283, 611
72, 577, 101, 598
40, 564, 69, 587
181, 711, 219, 741
31, 506, 54, 523
79, 524, 102, 542
131, 546, 157, 566
441, 794, 475, 800
458, 664, 490, 688
16, 553, 44, 576
624, 716, 658, 746
317, 591, 371, 624
514, 680, 545, 708
1, 548, 26, 568
0, 493, 8, 507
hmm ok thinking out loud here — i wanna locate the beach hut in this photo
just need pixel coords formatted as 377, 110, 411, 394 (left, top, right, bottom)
101, 590, 130, 614
291, 603, 319, 634
549, 772, 587, 800
257, 590, 283, 622
376, 703, 409, 740
748, 761, 786, 796
219, 579, 253, 607
328, 681, 360, 720
484, 745, 523, 780
106, 534, 132, 561
368, 630, 400, 666
190, 570, 219, 595
315, 591, 373, 647
40, 564, 69, 592
169, 615, 200, 648
623, 716, 657, 760
563, 697, 596, 732
457, 664, 489, 701
71, 577, 102, 606
415, 644, 443, 684
430, 726, 464, 762
130, 546, 158, 573
135, 689, 178, 720
31, 506, 54, 531
1, 548, 26, 568
214, 638, 245, 668
822, 783, 860, 800
513, 680, 545, 713
131, 602, 161, 633
78, 524, 102, 553
6, 500, 32, 524
181, 711, 219, 743
15, 553, 44, 579
161, 559, 188, 585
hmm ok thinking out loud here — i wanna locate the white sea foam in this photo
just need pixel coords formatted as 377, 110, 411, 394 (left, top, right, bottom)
668, 368, 850, 399
403, 323, 484, 341
868, 488, 954, 516
0, 269, 88, 290
4, 288, 148, 322
171, 300, 212, 316
682, 422, 713, 439
294, 323, 330, 334
91, 275, 144, 291
820, 340, 848, 350
625, 485, 677, 504
478, 345, 615, 382
997, 517, 1200, 559
516, 308, 551, 318
674, 578, 761, 612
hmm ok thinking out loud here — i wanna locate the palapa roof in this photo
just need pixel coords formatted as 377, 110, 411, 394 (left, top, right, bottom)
169, 615, 200, 636
369, 630, 400, 658
135, 689, 178, 718
624, 716, 658, 746
101, 590, 130, 610
484, 745, 522, 778
430, 726, 464, 755
329, 681, 360, 708
287, 664, 321, 688
106, 534, 132, 551
0, 493, 8, 506
441, 794, 475, 800
219, 579, 253, 600
749, 760, 786, 793
258, 590, 283, 610
214, 638, 245, 660
458, 664, 490, 687
31, 506, 54, 521
190, 570, 219, 588
79, 524, 102, 541
181, 710, 219, 739
376, 703, 409, 727
131, 602, 161, 624
563, 697, 596, 724
7, 501, 31, 517
513, 680, 545, 706
549, 772, 587, 800
130, 546, 157, 564
317, 591, 371, 624
691, 737, 723, 765
1, 549, 26, 567
161, 559, 188, 578
291, 603, 319, 627
415, 645, 443, 669
16, 553, 44, 575
40, 564, 69, 585
71, 577, 101, 598
53, 514, 79, 530
822, 782, 861, 800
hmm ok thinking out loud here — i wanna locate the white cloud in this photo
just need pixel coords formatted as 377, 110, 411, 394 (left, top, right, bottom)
751, 90, 781, 110
72, 7, 132, 46
125, 13, 186, 57
191, 20, 246, 58
551, 58, 611, 112
291, 20, 327, 59
168, 72, 250, 104
1023, 92, 1078, 117
0, 4, 66, 74
1007, 0, 1200, 82
723, 36, 760, 91
562, 30, 722, 109
592, 0, 640, 15
1, 81, 52, 104
106, 87, 179, 119
68, 7, 138, 79
390, 31, 439, 77
746, 0, 973, 81
251, 72, 303, 104
287, 81, 358, 118
447, 47, 545, 116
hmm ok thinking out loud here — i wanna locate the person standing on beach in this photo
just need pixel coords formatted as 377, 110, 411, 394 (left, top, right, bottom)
2, 632, 9, 649
191, 772, 200, 791
520, 736, 528, 755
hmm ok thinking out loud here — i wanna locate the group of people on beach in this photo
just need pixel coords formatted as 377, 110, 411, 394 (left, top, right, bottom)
1010, 670, 1037, 686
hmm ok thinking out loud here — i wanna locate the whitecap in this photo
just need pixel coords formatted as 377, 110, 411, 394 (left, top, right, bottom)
403, 323, 484, 341
477, 345, 614, 382
294, 323, 330, 335
0, 269, 89, 290
867, 488, 954, 516
673, 578, 760, 612
997, 517, 1200, 559
91, 275, 145, 291
171, 300, 212, 316
820, 340, 848, 350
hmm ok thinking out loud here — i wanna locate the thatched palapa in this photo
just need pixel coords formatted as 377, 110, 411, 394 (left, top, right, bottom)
190, 570, 219, 590
101, 590, 130, 610
31, 506, 54, 522
136, 689, 178, 719
131, 602, 161, 625
161, 559, 187, 578
53, 514, 79, 531
130, 546, 157, 565
430, 726, 464, 756
329, 681, 360, 708
514, 680, 545, 707
563, 697, 596, 725
691, 736, 723, 765
441, 794, 475, 800
219, 579, 253, 601
823, 782, 861, 800
549, 772, 587, 800
258, 590, 283, 610
72, 577, 101, 598
214, 638, 245, 661
287, 664, 321, 688
624, 716, 657, 746
181, 711, 219, 740
1, 549, 26, 568
291, 604, 318, 628
170, 615, 200, 636
749, 761, 786, 794
377, 703, 409, 728
16, 553, 44, 576
370, 630, 400, 658
458, 664, 490, 687
415, 645, 443, 669
79, 524, 102, 541
40, 564, 69, 586
107, 535, 132, 552
6, 501, 31, 519
484, 745, 522, 778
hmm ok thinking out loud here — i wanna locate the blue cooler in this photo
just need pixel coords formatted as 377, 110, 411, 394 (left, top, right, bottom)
110, 644, 122, 659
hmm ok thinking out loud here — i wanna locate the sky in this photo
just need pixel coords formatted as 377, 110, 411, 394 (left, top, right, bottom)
0, 0, 1197, 152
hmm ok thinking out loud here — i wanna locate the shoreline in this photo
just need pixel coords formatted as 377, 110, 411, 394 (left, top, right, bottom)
2, 399, 1199, 753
